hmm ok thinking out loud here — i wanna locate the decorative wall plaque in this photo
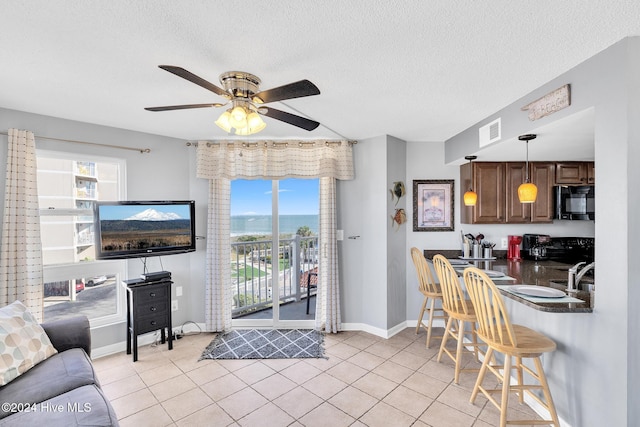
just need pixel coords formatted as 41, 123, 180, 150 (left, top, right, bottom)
521, 84, 571, 121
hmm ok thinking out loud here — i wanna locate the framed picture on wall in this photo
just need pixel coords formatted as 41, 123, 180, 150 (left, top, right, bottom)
413, 179, 454, 232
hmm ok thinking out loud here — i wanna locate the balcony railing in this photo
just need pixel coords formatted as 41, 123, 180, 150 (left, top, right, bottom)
231, 235, 318, 317
76, 232, 95, 246
75, 162, 96, 177
75, 188, 97, 199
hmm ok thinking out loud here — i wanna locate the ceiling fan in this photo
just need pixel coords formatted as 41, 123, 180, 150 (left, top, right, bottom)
145, 65, 321, 135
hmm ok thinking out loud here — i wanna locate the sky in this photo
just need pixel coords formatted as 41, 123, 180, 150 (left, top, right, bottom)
98, 203, 192, 220
231, 179, 319, 216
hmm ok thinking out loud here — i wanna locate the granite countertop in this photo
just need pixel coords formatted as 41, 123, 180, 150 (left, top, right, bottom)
424, 250, 593, 313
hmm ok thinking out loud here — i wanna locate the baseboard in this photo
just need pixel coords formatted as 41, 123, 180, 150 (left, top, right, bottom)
341, 321, 427, 339
92, 323, 207, 359
406, 319, 447, 329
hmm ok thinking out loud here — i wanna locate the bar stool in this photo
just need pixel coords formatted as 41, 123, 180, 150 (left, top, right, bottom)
432, 254, 483, 384
410, 248, 447, 348
463, 267, 560, 427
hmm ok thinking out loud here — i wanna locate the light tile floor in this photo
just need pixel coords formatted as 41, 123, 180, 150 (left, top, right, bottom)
93, 328, 544, 426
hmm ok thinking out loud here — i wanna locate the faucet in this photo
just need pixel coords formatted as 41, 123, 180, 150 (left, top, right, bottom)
567, 262, 595, 293
575, 262, 595, 289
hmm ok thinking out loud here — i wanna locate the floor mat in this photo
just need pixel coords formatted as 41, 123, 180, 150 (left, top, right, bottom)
199, 329, 325, 360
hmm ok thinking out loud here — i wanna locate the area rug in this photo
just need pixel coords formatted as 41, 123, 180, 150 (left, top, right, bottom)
200, 329, 325, 360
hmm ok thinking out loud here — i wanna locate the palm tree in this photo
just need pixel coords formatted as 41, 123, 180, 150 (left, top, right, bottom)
296, 225, 313, 237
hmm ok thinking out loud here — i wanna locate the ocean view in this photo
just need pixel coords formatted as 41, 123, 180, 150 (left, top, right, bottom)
231, 214, 319, 237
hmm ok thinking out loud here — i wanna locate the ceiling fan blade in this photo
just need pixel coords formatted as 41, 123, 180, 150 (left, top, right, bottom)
260, 107, 320, 131
252, 80, 320, 104
158, 65, 231, 99
145, 103, 225, 112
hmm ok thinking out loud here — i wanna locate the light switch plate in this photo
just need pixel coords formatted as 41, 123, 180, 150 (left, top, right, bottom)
176, 286, 182, 297
337, 229, 344, 241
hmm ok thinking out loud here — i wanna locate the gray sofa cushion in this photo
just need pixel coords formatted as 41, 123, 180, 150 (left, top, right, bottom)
41, 316, 91, 357
0, 348, 97, 419
0, 384, 118, 427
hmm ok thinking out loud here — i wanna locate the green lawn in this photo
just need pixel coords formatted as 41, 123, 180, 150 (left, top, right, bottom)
232, 264, 266, 279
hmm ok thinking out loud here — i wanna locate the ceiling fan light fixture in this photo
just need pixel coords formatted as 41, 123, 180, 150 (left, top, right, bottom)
229, 106, 248, 129
215, 110, 233, 133
246, 111, 266, 131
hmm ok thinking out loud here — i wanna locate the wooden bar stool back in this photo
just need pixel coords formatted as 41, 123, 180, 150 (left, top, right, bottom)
463, 267, 560, 427
432, 254, 483, 384
410, 248, 446, 348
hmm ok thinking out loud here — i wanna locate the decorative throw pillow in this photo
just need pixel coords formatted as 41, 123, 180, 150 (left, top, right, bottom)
0, 300, 57, 386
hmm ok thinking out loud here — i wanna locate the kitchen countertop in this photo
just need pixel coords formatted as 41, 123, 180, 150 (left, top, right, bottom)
424, 250, 593, 313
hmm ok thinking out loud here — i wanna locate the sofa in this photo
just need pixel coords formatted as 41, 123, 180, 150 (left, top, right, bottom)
0, 315, 119, 426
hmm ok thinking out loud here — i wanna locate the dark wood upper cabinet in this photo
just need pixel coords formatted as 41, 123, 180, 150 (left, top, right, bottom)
556, 162, 595, 184
530, 162, 556, 223
461, 161, 557, 224
505, 162, 528, 223
460, 162, 505, 224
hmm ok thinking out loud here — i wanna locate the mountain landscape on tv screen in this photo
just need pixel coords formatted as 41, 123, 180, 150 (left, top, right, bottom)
100, 208, 192, 252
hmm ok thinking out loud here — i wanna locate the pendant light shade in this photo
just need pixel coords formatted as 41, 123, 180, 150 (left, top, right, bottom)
464, 155, 478, 206
518, 182, 538, 203
518, 134, 537, 203
464, 190, 478, 206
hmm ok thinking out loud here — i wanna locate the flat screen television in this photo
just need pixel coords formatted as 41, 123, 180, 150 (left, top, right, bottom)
94, 200, 196, 260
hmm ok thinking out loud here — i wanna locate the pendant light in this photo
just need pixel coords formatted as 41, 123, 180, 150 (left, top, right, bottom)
518, 134, 537, 203
463, 155, 478, 206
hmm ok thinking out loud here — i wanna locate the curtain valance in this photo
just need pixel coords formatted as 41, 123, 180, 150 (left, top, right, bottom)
196, 140, 355, 180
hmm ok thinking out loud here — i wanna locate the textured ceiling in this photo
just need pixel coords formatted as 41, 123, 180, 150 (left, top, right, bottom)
1, 1, 640, 151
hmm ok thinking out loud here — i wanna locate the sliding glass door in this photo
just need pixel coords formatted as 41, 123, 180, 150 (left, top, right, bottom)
230, 178, 319, 328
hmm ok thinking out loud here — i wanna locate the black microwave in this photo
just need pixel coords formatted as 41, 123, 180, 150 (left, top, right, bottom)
554, 185, 594, 220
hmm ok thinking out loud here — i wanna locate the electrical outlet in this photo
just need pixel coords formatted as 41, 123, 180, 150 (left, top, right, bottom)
501, 237, 508, 249
171, 300, 178, 311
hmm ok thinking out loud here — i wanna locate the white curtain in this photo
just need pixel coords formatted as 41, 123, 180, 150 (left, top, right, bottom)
196, 140, 354, 180
316, 177, 341, 332
197, 140, 353, 333
0, 129, 44, 321
205, 178, 232, 332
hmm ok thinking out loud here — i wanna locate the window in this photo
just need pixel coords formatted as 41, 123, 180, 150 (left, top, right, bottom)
37, 151, 126, 325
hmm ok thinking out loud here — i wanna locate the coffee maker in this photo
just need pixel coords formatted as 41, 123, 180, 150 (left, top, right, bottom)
522, 234, 551, 260
507, 235, 522, 260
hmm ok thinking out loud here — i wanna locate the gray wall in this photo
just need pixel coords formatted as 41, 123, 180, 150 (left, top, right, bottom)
442, 37, 638, 427
337, 135, 407, 334
0, 108, 208, 350
338, 136, 389, 332
386, 136, 406, 329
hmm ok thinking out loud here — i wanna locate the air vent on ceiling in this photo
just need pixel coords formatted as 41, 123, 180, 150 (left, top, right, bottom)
479, 118, 501, 147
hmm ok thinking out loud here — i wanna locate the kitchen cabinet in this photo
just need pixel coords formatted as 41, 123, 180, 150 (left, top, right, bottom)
529, 162, 556, 222
505, 162, 528, 223
461, 161, 555, 224
461, 162, 505, 224
555, 162, 595, 184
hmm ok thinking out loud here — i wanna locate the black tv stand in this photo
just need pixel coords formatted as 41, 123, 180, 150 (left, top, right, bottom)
123, 272, 173, 362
